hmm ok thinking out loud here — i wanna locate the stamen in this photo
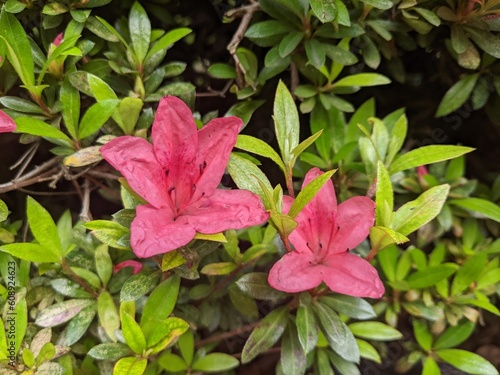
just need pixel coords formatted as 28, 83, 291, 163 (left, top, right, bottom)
168, 187, 175, 195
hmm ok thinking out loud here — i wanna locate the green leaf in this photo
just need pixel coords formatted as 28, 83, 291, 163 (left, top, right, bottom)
78, 99, 120, 139
310, 0, 337, 23
389, 145, 474, 175
436, 74, 479, 117
465, 27, 500, 58
241, 306, 289, 363
208, 63, 237, 79
305, 39, 326, 68
422, 357, 441, 375
225, 100, 265, 126
386, 114, 408, 165
129, 1, 151, 64
84, 220, 130, 250
227, 153, 273, 208
98, 291, 120, 341
280, 322, 307, 375
335, 73, 390, 87
4, 0, 26, 13
392, 184, 450, 236
370, 226, 409, 252
15, 117, 71, 142
406, 264, 458, 289
436, 349, 499, 375
296, 296, 318, 354
36, 299, 95, 327
147, 317, 189, 353
145, 27, 191, 62
0, 10, 35, 86
433, 320, 476, 350
229, 285, 259, 320
448, 198, 500, 223
140, 275, 180, 327
376, 161, 393, 226
348, 322, 403, 341
120, 272, 159, 302
87, 343, 132, 361
356, 339, 381, 364
274, 80, 300, 165
278, 31, 304, 58
178, 330, 194, 365
57, 305, 96, 347
119, 97, 143, 134
235, 135, 286, 171
192, 353, 240, 372
313, 301, 359, 362
291, 130, 324, 165
236, 272, 287, 300
200, 262, 236, 276
158, 352, 188, 372
0, 243, 61, 263
26, 196, 62, 257
113, 357, 147, 375
0, 200, 9, 222
121, 311, 146, 354
88, 73, 118, 101
0, 96, 46, 115
451, 253, 487, 295
95, 244, 112, 287
413, 319, 432, 351
60, 78, 80, 139
320, 295, 376, 320
288, 170, 336, 218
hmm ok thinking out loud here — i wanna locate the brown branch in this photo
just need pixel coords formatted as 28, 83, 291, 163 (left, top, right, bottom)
79, 178, 92, 222
195, 322, 260, 348
226, 0, 261, 87
196, 80, 234, 98
61, 260, 99, 298
11, 142, 39, 177
0, 167, 61, 194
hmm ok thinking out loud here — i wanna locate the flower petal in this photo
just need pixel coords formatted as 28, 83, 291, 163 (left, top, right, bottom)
268, 250, 323, 293
294, 168, 337, 252
0, 110, 16, 133
191, 116, 242, 201
330, 196, 375, 254
283, 196, 309, 253
114, 260, 143, 274
151, 96, 198, 208
322, 253, 385, 298
100, 136, 170, 209
182, 189, 268, 233
131, 205, 195, 257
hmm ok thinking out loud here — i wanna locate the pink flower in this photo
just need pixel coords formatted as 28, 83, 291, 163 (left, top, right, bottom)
53, 33, 64, 47
114, 260, 143, 274
0, 110, 16, 133
101, 96, 269, 258
268, 168, 385, 298
417, 165, 428, 178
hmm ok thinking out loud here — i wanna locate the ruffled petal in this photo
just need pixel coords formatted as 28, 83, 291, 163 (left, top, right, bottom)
268, 250, 323, 293
294, 168, 337, 252
182, 189, 269, 233
131, 204, 195, 257
191, 116, 242, 201
151, 96, 198, 208
330, 196, 375, 254
0, 110, 16, 133
283, 195, 309, 253
100, 136, 170, 209
322, 253, 385, 298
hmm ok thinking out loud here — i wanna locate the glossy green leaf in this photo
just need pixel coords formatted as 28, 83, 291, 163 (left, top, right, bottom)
422, 357, 441, 375
60, 78, 80, 139
57, 305, 96, 347
0, 96, 45, 115
310, 0, 337, 23
147, 317, 189, 352
466, 27, 500, 58
0, 243, 60, 263
0, 10, 35, 86
36, 299, 95, 327
208, 63, 237, 79
413, 319, 432, 351
113, 357, 147, 375
119, 97, 143, 134
406, 264, 458, 289
15, 117, 71, 142
145, 28, 191, 61
140, 274, 180, 328
296, 297, 318, 354
335, 73, 390, 87
129, 1, 151, 64
313, 301, 359, 362
225, 100, 265, 126
305, 38, 326, 68
436, 74, 479, 117
436, 349, 499, 375
320, 295, 376, 320
26, 196, 62, 256
274, 80, 300, 165
121, 311, 146, 354
392, 184, 450, 236
98, 291, 120, 341
433, 320, 476, 350
356, 339, 381, 364
178, 329, 194, 365
370, 226, 409, 252
288, 169, 336, 218
120, 272, 159, 302
376, 161, 393, 226
449, 198, 500, 223
241, 306, 289, 363
280, 322, 307, 375
192, 353, 239, 372
235, 134, 286, 171
451, 253, 487, 295
236, 272, 287, 300
158, 352, 188, 372
348, 322, 403, 341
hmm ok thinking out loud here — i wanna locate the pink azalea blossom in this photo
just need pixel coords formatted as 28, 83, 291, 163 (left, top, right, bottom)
101, 96, 269, 258
53, 33, 64, 47
417, 165, 429, 178
114, 260, 143, 274
268, 168, 385, 298
0, 110, 16, 133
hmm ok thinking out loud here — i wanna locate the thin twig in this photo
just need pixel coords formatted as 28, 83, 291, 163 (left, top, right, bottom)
196, 80, 234, 98
18, 188, 80, 196
11, 142, 39, 177
290, 62, 299, 96
0, 167, 61, 194
80, 178, 92, 222
195, 322, 260, 348
61, 260, 99, 298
